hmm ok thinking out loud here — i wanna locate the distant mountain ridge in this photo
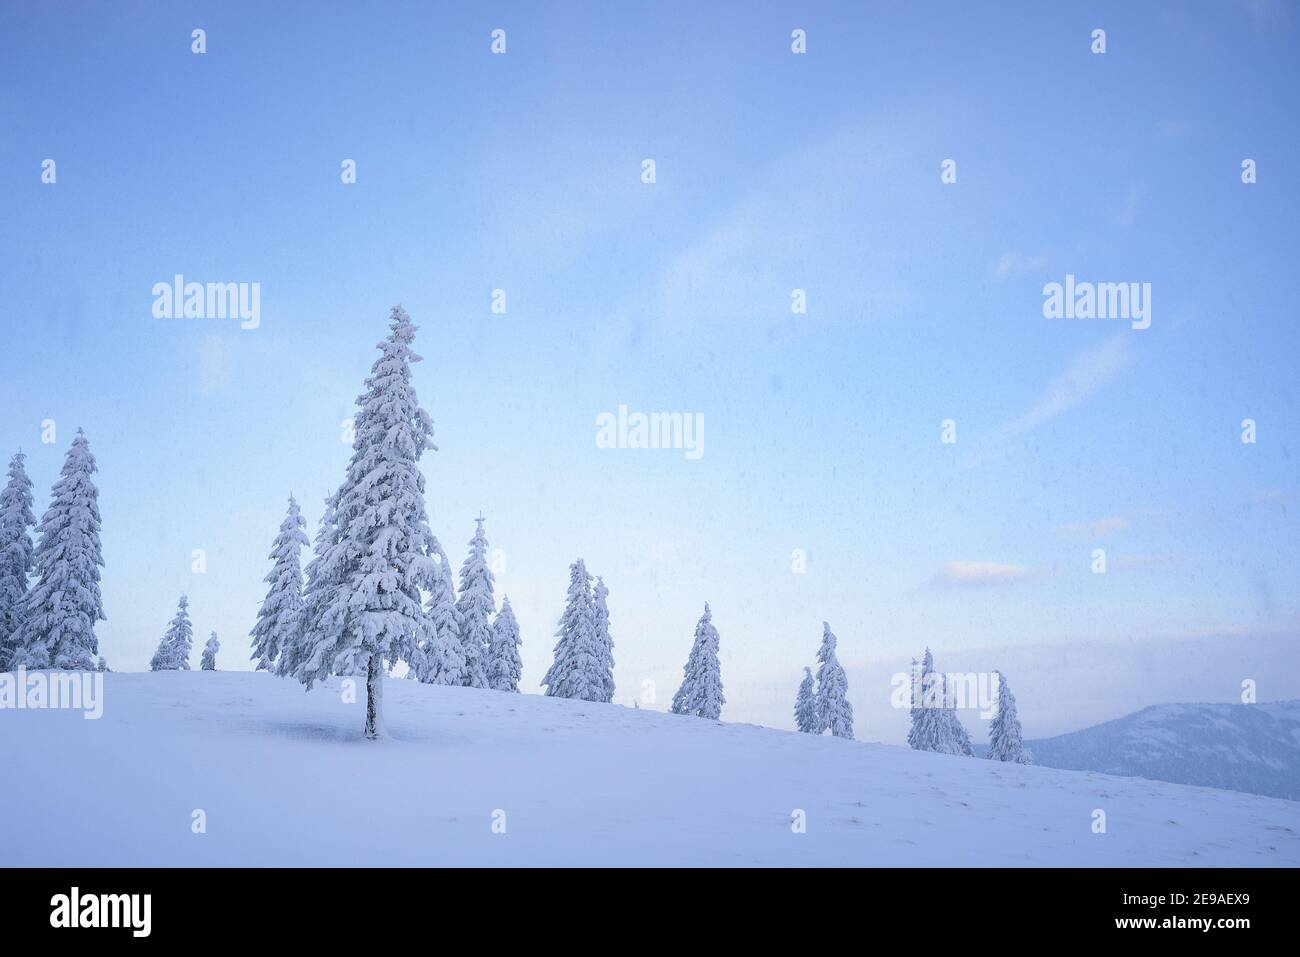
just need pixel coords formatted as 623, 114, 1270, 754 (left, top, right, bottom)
1016, 701, 1300, 801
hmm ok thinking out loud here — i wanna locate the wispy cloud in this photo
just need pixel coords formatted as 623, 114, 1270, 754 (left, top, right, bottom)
657, 123, 910, 330
963, 335, 1135, 468
1248, 488, 1292, 508
991, 250, 1046, 281
471, 129, 650, 275
1113, 553, 1179, 569
931, 561, 1032, 588
1155, 119, 1194, 140
1005, 336, 1134, 434
1057, 515, 1131, 538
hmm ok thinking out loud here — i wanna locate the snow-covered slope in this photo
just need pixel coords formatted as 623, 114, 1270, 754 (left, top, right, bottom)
1022, 701, 1300, 801
2, 672, 1297, 866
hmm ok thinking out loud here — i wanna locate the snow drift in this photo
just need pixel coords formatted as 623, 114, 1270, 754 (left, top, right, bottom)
2, 672, 1297, 867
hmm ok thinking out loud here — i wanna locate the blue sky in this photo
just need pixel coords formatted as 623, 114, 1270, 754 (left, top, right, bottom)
1, 1, 1296, 739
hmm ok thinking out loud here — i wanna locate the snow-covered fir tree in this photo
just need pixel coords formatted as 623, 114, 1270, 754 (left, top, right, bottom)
281, 492, 336, 680
542, 559, 604, 701
907, 648, 972, 755
10, 431, 104, 671
454, 516, 495, 689
201, 632, 220, 671
412, 539, 465, 685
486, 594, 522, 692
670, 603, 725, 720
590, 576, 615, 703
292, 307, 442, 739
249, 494, 308, 673
814, 622, 853, 738
150, 595, 194, 671
0, 451, 36, 670
944, 673, 975, 757
987, 670, 1032, 764
907, 648, 947, 752
794, 666, 818, 733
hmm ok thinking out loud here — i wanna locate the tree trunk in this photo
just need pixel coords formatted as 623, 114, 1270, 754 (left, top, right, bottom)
364, 652, 386, 740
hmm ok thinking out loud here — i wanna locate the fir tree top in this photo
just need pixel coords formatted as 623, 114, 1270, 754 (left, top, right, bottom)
457, 515, 496, 615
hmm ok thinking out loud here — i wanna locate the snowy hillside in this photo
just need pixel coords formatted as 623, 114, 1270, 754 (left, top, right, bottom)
1021, 701, 1300, 802
2, 672, 1298, 867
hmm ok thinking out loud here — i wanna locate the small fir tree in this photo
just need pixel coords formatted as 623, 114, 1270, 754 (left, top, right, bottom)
671, 603, 724, 720
794, 666, 818, 733
201, 632, 220, 671
814, 622, 853, 739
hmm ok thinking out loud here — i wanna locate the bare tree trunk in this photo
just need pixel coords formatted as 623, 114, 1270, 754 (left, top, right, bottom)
364, 651, 386, 740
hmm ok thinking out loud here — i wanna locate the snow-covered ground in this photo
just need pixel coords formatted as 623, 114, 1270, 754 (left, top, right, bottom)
3, 672, 1298, 867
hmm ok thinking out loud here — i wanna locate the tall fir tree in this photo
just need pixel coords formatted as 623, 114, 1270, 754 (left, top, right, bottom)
486, 594, 523, 692
542, 559, 602, 701
11, 431, 104, 670
454, 516, 495, 689
814, 622, 853, 738
201, 632, 220, 671
293, 306, 442, 739
794, 666, 818, 733
150, 595, 194, 671
670, 603, 725, 719
591, 576, 615, 703
987, 670, 1032, 764
249, 494, 308, 672
0, 451, 36, 670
